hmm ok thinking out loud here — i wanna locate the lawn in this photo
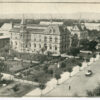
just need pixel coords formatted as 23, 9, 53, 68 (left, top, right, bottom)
16, 57, 84, 84
4, 60, 32, 73
0, 82, 36, 97
1, 52, 92, 86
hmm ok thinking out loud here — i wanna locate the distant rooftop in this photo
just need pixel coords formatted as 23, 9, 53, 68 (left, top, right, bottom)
84, 23, 100, 26
0, 23, 12, 31
0, 35, 10, 39
40, 21, 63, 25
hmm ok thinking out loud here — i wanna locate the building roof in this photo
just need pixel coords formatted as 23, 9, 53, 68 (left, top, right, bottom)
84, 23, 100, 30
0, 23, 12, 31
67, 26, 72, 32
40, 21, 64, 25
0, 35, 10, 39
84, 23, 100, 26
28, 28, 45, 34
11, 22, 68, 35
10, 28, 20, 33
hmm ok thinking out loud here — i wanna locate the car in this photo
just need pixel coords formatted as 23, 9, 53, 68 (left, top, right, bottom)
85, 70, 93, 76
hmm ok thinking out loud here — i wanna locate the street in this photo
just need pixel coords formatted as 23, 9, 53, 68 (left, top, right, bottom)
44, 58, 100, 97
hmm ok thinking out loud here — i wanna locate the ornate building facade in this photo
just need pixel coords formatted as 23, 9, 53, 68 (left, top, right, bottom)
10, 18, 70, 55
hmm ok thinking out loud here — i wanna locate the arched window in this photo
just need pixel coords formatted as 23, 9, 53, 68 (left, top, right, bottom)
44, 44, 47, 50
49, 29, 52, 33
49, 37, 52, 42
49, 44, 52, 49
55, 37, 58, 43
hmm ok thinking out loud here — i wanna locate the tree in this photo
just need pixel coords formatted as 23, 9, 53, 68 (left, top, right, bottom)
87, 90, 94, 96
71, 34, 79, 47
80, 39, 89, 50
0, 61, 8, 72
78, 63, 82, 71
61, 62, 66, 68
41, 47, 46, 54
12, 84, 19, 92
99, 52, 100, 58
39, 83, 46, 96
0, 45, 10, 60
0, 73, 3, 81
43, 64, 49, 73
67, 67, 73, 77
93, 53, 96, 62
87, 84, 100, 96
86, 58, 90, 66
87, 29, 100, 40
89, 40, 98, 53
70, 47, 80, 58
55, 74, 61, 85
46, 51, 52, 62
79, 55, 84, 61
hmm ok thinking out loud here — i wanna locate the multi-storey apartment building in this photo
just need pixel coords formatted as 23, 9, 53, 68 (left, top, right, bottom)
10, 17, 70, 55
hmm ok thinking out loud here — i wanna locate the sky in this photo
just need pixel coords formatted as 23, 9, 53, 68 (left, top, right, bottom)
0, 3, 100, 14
0, 1, 100, 19
0, 0, 100, 3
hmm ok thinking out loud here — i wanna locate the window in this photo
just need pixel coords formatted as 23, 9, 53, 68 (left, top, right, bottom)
49, 29, 52, 33
15, 36, 17, 39
49, 44, 52, 49
34, 43, 36, 47
0, 33, 3, 36
49, 37, 52, 42
44, 44, 47, 50
34, 38, 36, 41
20, 34, 23, 37
53, 29, 55, 33
65, 44, 66, 48
39, 38, 41, 42
44, 36, 47, 42
39, 44, 41, 48
15, 41, 17, 45
55, 37, 58, 43
26, 44, 27, 48
55, 46, 57, 50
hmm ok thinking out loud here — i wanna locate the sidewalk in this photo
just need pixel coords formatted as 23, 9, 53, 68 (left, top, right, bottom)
44, 57, 100, 97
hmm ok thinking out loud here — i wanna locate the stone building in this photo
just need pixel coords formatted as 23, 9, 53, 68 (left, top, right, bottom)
10, 17, 70, 55
67, 23, 88, 40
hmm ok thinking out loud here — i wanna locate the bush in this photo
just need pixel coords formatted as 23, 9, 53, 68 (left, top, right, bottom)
12, 84, 19, 92
0, 79, 13, 85
87, 84, 100, 96
68, 47, 80, 57
34, 78, 39, 82
47, 69, 53, 75
61, 62, 66, 68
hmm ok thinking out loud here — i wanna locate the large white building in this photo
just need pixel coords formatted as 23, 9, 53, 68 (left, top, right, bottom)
10, 18, 71, 55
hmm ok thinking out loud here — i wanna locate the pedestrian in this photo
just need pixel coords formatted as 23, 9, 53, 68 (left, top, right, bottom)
69, 85, 71, 90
